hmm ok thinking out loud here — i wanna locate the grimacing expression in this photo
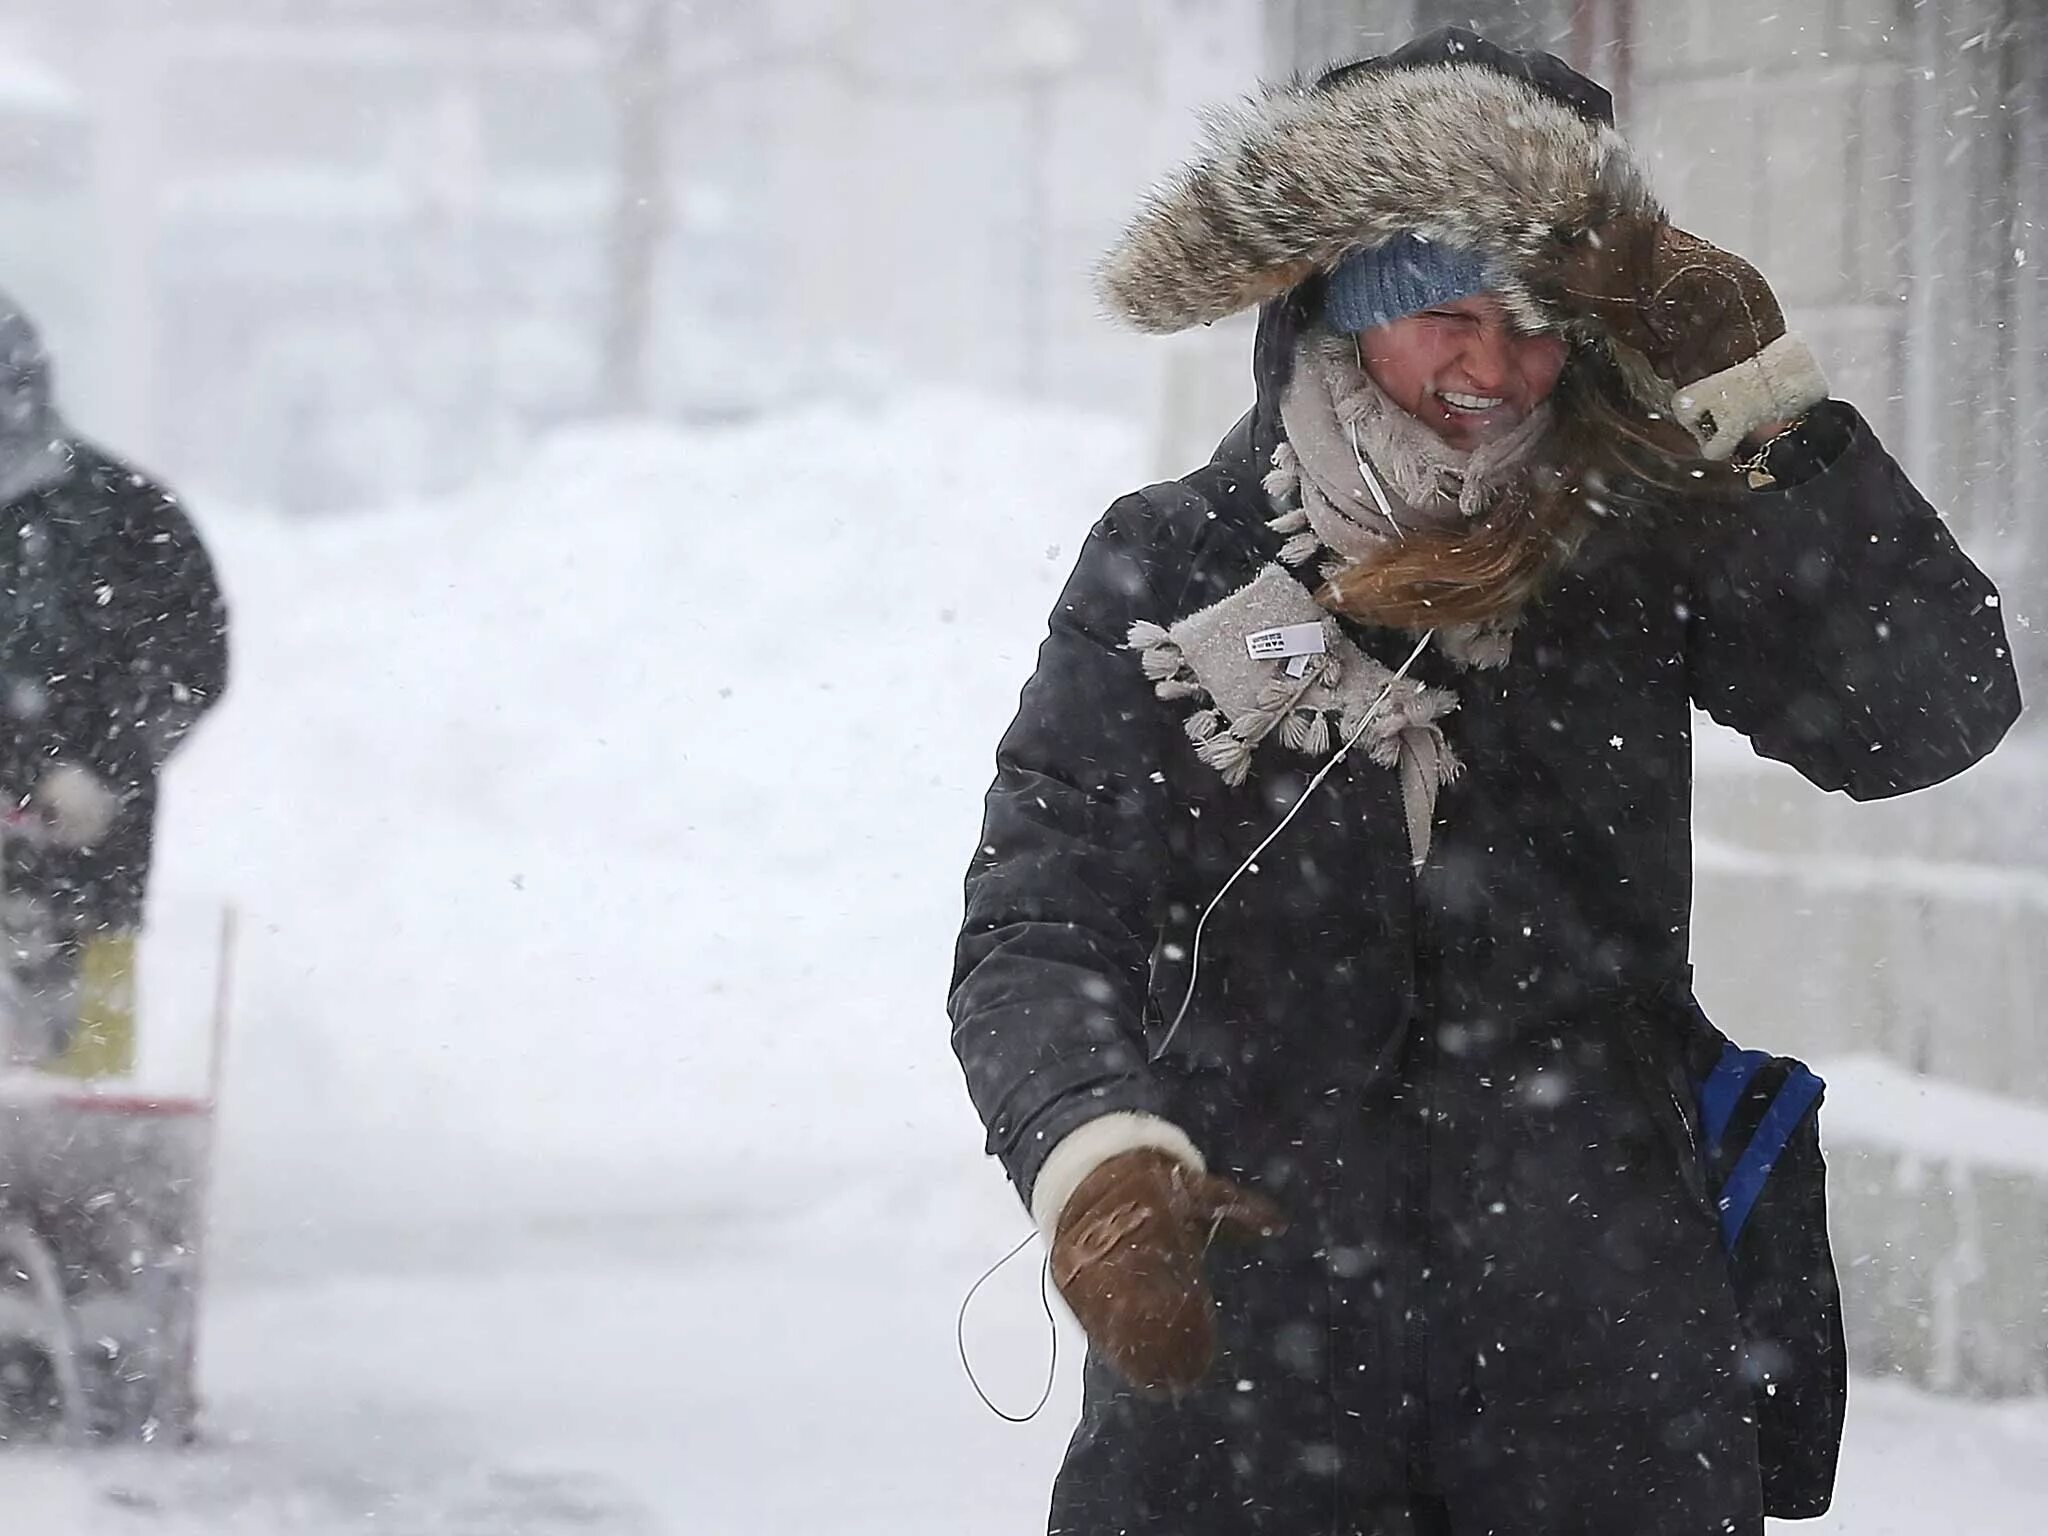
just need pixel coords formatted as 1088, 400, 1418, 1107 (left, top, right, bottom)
1357, 293, 1568, 449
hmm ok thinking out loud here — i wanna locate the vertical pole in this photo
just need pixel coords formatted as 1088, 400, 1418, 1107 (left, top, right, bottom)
94, 25, 164, 466
1904, 0, 1943, 493
2016, 8, 2045, 574
1570, 0, 1597, 75
1989, 0, 2021, 561
176, 903, 238, 1438
601, 0, 672, 416
205, 905, 236, 1110
1612, 0, 1635, 124
1021, 71, 1051, 398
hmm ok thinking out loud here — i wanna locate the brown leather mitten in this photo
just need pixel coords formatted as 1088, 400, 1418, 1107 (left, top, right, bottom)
1540, 215, 1785, 387
1049, 1149, 1286, 1397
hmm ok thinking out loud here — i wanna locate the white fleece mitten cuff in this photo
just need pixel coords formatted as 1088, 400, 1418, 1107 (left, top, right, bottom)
32, 762, 122, 849
1030, 1111, 1205, 1242
1671, 332, 1831, 460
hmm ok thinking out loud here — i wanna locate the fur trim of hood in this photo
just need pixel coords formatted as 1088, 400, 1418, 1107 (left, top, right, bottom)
1098, 60, 1661, 337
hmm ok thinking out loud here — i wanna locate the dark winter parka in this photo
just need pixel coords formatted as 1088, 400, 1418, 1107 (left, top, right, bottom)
949, 35, 2020, 1536
0, 316, 227, 933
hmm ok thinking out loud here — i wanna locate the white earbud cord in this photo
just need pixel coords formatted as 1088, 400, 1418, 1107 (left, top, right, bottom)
1350, 334, 1411, 540
1155, 437, 1430, 1061
962, 435, 1431, 1423
1153, 623, 1433, 1063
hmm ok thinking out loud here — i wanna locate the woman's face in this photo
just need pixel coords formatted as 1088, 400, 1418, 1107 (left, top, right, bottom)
1356, 293, 1568, 449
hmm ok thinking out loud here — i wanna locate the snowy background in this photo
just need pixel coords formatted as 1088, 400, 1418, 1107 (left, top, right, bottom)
0, 0, 2044, 1531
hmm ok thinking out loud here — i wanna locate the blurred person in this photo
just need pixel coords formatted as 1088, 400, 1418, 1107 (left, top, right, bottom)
948, 28, 2019, 1536
0, 291, 228, 1074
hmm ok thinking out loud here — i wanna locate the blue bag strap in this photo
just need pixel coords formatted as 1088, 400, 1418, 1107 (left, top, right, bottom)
1717, 1064, 1826, 1253
1698, 1044, 1770, 1157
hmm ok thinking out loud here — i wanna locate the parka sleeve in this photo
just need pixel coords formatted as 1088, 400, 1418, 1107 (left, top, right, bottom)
1685, 401, 2021, 798
949, 494, 1185, 1203
70, 475, 230, 792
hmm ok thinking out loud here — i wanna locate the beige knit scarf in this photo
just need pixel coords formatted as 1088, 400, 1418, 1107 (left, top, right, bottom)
1272, 324, 1553, 565
1256, 325, 1554, 858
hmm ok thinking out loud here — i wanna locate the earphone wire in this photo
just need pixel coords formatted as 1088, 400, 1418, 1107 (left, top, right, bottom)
956, 1227, 1059, 1423
1152, 624, 1434, 1063
968, 436, 1430, 1413
1351, 335, 1409, 539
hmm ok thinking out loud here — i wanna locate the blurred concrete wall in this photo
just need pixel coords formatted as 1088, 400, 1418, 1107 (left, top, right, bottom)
0, 0, 619, 510
0, 0, 1279, 512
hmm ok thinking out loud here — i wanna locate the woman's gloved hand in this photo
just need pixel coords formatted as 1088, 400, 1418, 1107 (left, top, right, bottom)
1540, 215, 1828, 458
1543, 215, 1785, 385
29, 762, 122, 849
1049, 1148, 1286, 1397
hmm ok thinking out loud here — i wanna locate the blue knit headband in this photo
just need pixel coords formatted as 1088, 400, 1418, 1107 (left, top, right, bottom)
1322, 234, 1490, 334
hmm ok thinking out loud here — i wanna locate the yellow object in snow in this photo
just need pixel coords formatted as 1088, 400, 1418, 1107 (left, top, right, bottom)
47, 930, 138, 1079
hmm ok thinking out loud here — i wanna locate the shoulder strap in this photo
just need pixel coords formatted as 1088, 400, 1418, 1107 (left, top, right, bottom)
1699, 1043, 1770, 1157
1716, 1063, 1826, 1254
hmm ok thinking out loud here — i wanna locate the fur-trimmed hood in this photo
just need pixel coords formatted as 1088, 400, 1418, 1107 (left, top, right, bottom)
1098, 32, 1660, 338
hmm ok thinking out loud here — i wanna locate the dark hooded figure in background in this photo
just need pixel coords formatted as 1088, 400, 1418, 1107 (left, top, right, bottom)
949, 30, 2020, 1536
0, 291, 227, 1074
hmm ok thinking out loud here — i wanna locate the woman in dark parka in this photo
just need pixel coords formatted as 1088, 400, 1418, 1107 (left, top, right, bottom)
948, 31, 2020, 1536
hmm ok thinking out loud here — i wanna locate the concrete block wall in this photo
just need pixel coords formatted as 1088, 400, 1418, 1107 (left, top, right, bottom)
1633, 2, 1916, 443
1257, 0, 2048, 1395
1638, 0, 2048, 1395
1643, 0, 2047, 1045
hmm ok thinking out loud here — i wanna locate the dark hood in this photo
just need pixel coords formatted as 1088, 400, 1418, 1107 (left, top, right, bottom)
1325, 26, 1617, 127
0, 292, 72, 507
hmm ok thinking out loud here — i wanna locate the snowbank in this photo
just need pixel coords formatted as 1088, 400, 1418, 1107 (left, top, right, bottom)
148, 379, 2048, 1274
146, 388, 1144, 1260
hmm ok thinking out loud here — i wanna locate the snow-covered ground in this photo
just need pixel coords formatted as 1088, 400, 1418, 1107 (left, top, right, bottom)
4, 392, 2045, 1530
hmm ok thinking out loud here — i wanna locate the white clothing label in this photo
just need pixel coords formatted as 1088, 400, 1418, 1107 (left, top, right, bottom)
1245, 622, 1326, 661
